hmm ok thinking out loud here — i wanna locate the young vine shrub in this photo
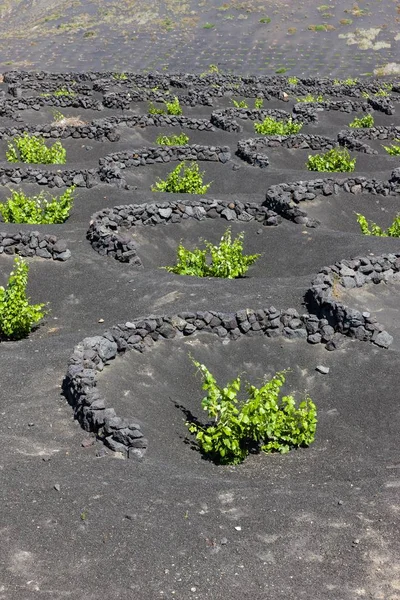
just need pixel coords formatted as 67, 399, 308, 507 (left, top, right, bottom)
349, 114, 374, 128
156, 133, 189, 146
0, 256, 47, 339
254, 116, 302, 135
164, 96, 182, 115
306, 147, 356, 172
382, 140, 400, 156
188, 359, 317, 464
165, 227, 260, 278
0, 187, 75, 224
356, 212, 400, 237
6, 133, 67, 164
151, 161, 211, 194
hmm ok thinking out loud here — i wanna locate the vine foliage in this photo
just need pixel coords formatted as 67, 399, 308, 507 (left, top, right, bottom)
165, 228, 260, 278
188, 359, 317, 464
0, 257, 47, 339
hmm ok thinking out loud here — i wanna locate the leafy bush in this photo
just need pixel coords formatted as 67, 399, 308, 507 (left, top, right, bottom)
165, 228, 260, 278
254, 97, 264, 109
151, 161, 211, 194
113, 72, 127, 80
156, 133, 189, 146
232, 99, 248, 108
41, 87, 76, 97
383, 140, 400, 155
0, 257, 47, 339
148, 102, 166, 115
296, 94, 324, 103
349, 114, 374, 128
307, 147, 356, 172
288, 76, 299, 85
254, 116, 302, 135
0, 187, 75, 224
165, 96, 182, 115
334, 77, 358, 85
356, 212, 400, 237
187, 360, 317, 464
6, 133, 67, 164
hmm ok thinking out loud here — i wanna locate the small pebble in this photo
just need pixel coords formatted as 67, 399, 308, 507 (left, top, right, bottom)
54, 484, 61, 492
234, 526, 241, 531
220, 537, 228, 545
98, 318, 104, 323
28, 422, 35, 427
338, 500, 343, 505
353, 539, 360, 545
316, 365, 330, 374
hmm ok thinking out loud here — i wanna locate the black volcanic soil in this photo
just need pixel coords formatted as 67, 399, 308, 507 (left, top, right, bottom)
0, 74, 399, 600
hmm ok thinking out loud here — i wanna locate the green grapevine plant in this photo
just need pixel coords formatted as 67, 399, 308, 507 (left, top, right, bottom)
0, 257, 47, 339
151, 161, 211, 194
307, 147, 356, 172
6, 133, 67, 164
188, 359, 317, 464
165, 228, 260, 278
0, 187, 75, 224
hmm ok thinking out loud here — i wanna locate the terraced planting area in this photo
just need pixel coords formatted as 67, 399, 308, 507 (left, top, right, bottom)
0, 72, 399, 600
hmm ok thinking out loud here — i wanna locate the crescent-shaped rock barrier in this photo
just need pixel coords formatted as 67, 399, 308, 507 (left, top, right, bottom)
0, 95, 103, 115
264, 168, 400, 227
236, 134, 337, 168
0, 121, 120, 141
7, 82, 93, 97
309, 252, 400, 349
62, 306, 343, 458
0, 231, 71, 260
109, 113, 215, 130
0, 167, 99, 188
87, 199, 280, 266
338, 125, 400, 155
210, 107, 302, 132
98, 144, 231, 185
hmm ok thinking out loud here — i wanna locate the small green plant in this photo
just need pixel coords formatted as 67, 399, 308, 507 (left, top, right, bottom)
288, 76, 299, 85
203, 22, 215, 28
254, 98, 264, 109
52, 109, 65, 122
164, 96, 183, 115
232, 99, 248, 108
254, 116, 302, 135
334, 77, 358, 86
156, 133, 189, 146
382, 140, 400, 155
0, 187, 75, 224
259, 16, 271, 23
41, 87, 76, 98
361, 91, 370, 99
6, 133, 66, 164
148, 102, 166, 115
0, 256, 47, 340
200, 64, 219, 77
151, 161, 211, 194
113, 72, 127, 80
375, 88, 389, 97
187, 360, 317, 464
349, 114, 374, 128
165, 228, 260, 278
356, 212, 400, 237
296, 94, 324, 102
307, 147, 356, 172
